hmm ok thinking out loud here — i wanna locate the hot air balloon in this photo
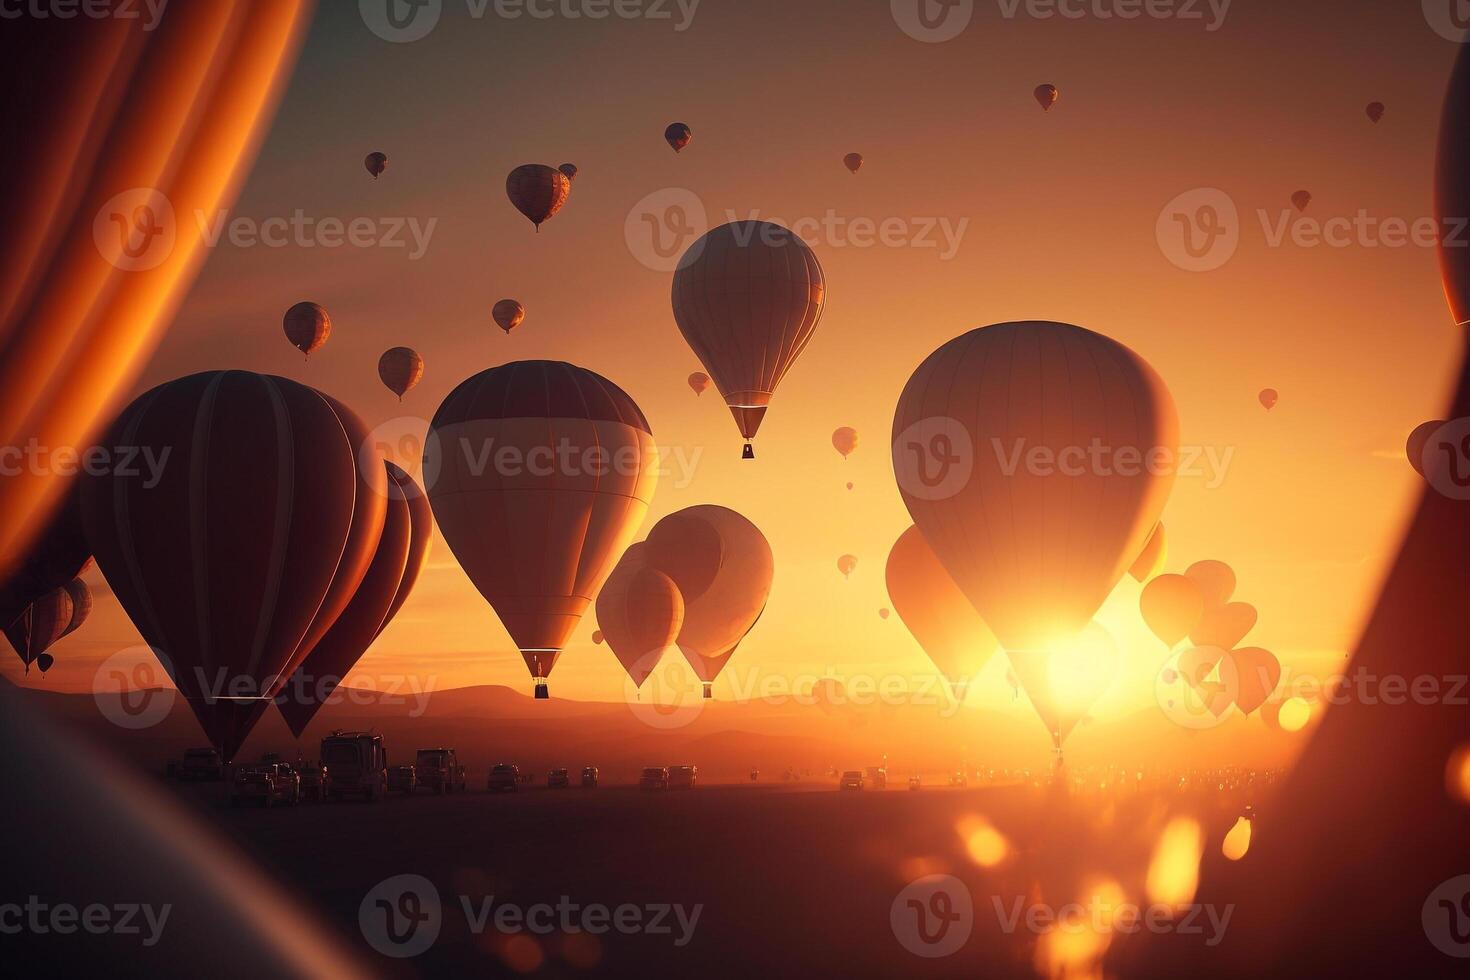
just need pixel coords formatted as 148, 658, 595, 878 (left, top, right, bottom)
672, 221, 826, 458
1259, 388, 1279, 410
376, 461, 433, 637
665, 122, 692, 152
493, 299, 525, 335
893, 321, 1176, 758
844, 152, 863, 174
276, 460, 420, 738
846, 482, 854, 491
1406, 419, 1447, 476
505, 164, 571, 231
59, 577, 91, 639
886, 525, 999, 700
1140, 573, 1203, 649
1034, 84, 1059, 111
837, 554, 858, 579
596, 545, 685, 689
0, 485, 91, 630
643, 505, 773, 699
283, 301, 330, 359
1007, 621, 1120, 759
879, 607, 890, 620
378, 347, 424, 400
1291, 190, 1312, 212
1227, 646, 1281, 715
426, 361, 658, 698
364, 151, 387, 179
832, 426, 858, 459
5, 585, 73, 673
1129, 523, 1166, 582
1190, 601, 1257, 651
1184, 560, 1235, 609
80, 371, 368, 761
687, 372, 710, 396
591, 630, 604, 645
558, 163, 579, 181
1366, 102, 1385, 123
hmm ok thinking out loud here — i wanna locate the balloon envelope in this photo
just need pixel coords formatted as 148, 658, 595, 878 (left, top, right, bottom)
1140, 573, 1203, 648
80, 371, 362, 760
364, 151, 387, 178
59, 577, 90, 637
596, 545, 684, 689
832, 426, 858, 458
1129, 522, 1167, 582
1034, 84, 1058, 110
1185, 559, 1236, 609
378, 347, 424, 399
376, 461, 432, 639
1228, 646, 1281, 715
1259, 388, 1278, 410
687, 372, 710, 396
892, 320, 1178, 652
665, 122, 692, 152
0, 486, 91, 630
837, 554, 857, 578
885, 525, 999, 696
558, 163, 578, 181
283, 302, 330, 358
1366, 102, 1384, 123
844, 152, 863, 173
5, 585, 73, 670
426, 361, 657, 688
493, 299, 525, 334
1190, 601, 1257, 651
1291, 190, 1312, 212
505, 164, 571, 229
671, 221, 825, 450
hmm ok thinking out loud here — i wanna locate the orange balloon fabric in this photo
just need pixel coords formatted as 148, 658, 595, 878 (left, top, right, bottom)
1140, 573, 1204, 648
886, 525, 999, 697
596, 543, 685, 688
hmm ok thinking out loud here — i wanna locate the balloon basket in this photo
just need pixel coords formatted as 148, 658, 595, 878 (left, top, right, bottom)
702, 683, 713, 700
534, 682, 549, 700
741, 443, 754, 460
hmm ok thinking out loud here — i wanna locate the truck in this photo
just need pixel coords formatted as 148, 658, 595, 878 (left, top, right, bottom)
414, 748, 466, 795
320, 731, 387, 803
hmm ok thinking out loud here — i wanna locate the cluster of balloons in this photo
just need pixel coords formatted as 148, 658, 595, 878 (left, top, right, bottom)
79, 371, 430, 760
0, 490, 93, 675
596, 506, 772, 699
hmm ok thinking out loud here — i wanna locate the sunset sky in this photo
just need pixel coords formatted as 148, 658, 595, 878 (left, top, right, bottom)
9, 0, 1464, 737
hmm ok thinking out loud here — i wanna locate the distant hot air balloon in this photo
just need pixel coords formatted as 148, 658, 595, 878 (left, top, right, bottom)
426, 361, 658, 698
672, 221, 826, 458
1185, 560, 1236, 610
844, 152, 863, 174
378, 347, 424, 401
845, 482, 854, 491
5, 585, 73, 673
688, 372, 710, 396
558, 163, 579, 181
1129, 523, 1167, 582
596, 544, 685, 689
837, 554, 858, 579
277, 460, 418, 739
1406, 419, 1447, 476
80, 371, 369, 761
1259, 388, 1279, 411
283, 302, 331, 359
1190, 601, 1257, 651
493, 299, 525, 335
879, 607, 890, 619
894, 321, 1176, 757
1140, 573, 1205, 649
364, 151, 387, 179
0, 486, 91, 631
665, 122, 692, 152
591, 630, 604, 645
1227, 646, 1281, 715
59, 577, 90, 638
1291, 190, 1312, 212
1034, 84, 1059, 111
832, 426, 858, 459
1366, 102, 1385, 123
506, 164, 571, 231
643, 505, 773, 699
886, 525, 999, 700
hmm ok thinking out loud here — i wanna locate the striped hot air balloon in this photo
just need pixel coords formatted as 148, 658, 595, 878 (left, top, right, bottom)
505, 164, 571, 231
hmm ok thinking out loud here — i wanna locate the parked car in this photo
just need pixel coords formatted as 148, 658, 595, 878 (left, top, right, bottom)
864, 766, 888, 790
580, 766, 599, 788
321, 731, 387, 802
387, 764, 417, 795
231, 764, 298, 807
839, 770, 865, 791
487, 763, 520, 793
297, 762, 329, 802
547, 768, 570, 788
414, 748, 466, 794
908, 776, 922, 791
668, 765, 697, 790
639, 767, 669, 791
178, 747, 223, 782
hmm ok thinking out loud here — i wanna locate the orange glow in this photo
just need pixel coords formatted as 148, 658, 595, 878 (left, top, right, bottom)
1221, 816, 1253, 861
1279, 697, 1313, 733
1147, 817, 1204, 908
1448, 744, 1470, 805
956, 815, 1011, 868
